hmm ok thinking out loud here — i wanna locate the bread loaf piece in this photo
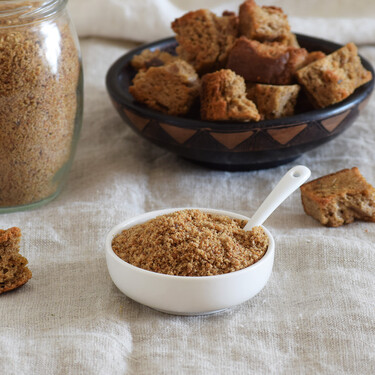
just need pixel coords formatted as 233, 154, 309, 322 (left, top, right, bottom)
239, 0, 291, 42
130, 49, 178, 71
300, 167, 375, 227
296, 43, 372, 108
226, 37, 308, 85
171, 9, 238, 74
129, 59, 200, 115
200, 69, 260, 121
246, 83, 300, 119
0, 227, 32, 294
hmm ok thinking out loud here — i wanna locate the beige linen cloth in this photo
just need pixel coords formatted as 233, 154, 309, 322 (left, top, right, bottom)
1, 0, 375, 374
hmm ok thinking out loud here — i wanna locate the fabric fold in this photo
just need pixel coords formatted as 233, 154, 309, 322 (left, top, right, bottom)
68, 0, 375, 45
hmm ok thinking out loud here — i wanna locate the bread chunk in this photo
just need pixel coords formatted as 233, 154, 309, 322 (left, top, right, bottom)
300, 167, 375, 227
129, 59, 200, 115
303, 51, 326, 66
0, 227, 32, 294
296, 43, 372, 108
130, 49, 178, 71
226, 37, 308, 85
200, 69, 260, 121
278, 32, 300, 48
171, 9, 238, 74
239, 0, 291, 42
247, 83, 300, 119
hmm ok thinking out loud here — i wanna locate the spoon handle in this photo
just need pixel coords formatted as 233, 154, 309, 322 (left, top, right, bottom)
244, 165, 311, 230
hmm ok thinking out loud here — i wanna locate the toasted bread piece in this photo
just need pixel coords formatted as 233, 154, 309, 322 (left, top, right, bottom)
0, 227, 32, 294
130, 49, 178, 71
302, 51, 326, 67
226, 36, 308, 85
171, 9, 238, 74
200, 69, 260, 122
296, 43, 372, 108
129, 59, 200, 115
246, 83, 300, 119
300, 167, 375, 227
239, 0, 291, 42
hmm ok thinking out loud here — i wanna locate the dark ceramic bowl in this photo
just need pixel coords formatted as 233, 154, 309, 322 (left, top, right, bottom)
106, 34, 374, 171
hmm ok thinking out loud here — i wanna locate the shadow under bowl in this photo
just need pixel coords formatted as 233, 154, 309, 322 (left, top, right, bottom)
105, 208, 275, 315
106, 34, 374, 171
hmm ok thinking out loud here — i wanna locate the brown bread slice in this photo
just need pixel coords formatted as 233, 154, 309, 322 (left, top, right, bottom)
200, 69, 260, 121
0, 227, 32, 294
239, 0, 291, 42
171, 9, 238, 74
300, 167, 375, 227
296, 43, 372, 108
129, 59, 200, 115
246, 83, 300, 119
130, 49, 178, 71
302, 51, 326, 67
226, 36, 308, 85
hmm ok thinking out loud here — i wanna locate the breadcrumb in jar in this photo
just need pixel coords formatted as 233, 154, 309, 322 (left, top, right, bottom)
0, 1, 82, 208
111, 209, 269, 277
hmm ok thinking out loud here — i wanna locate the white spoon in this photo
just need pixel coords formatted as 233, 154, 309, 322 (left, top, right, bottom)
244, 165, 311, 231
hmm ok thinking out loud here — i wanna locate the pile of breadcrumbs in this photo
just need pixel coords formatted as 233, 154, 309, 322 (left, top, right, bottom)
111, 209, 269, 276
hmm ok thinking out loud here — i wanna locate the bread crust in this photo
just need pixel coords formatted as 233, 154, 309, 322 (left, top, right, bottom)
226, 37, 308, 85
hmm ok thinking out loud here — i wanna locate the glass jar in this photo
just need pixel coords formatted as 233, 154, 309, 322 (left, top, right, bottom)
0, 0, 83, 213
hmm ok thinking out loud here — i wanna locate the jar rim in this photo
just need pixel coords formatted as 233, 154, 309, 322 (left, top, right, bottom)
0, 0, 67, 27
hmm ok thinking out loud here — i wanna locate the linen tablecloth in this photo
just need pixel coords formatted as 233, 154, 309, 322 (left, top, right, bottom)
1, 1, 374, 373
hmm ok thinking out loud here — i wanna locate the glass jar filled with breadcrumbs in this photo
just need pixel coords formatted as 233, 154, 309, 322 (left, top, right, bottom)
0, 0, 83, 212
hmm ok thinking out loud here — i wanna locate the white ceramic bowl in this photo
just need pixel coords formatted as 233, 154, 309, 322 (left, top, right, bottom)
105, 208, 275, 315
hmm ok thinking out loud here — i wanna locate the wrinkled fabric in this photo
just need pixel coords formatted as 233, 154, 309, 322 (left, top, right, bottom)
1, 0, 374, 374
69, 0, 375, 44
